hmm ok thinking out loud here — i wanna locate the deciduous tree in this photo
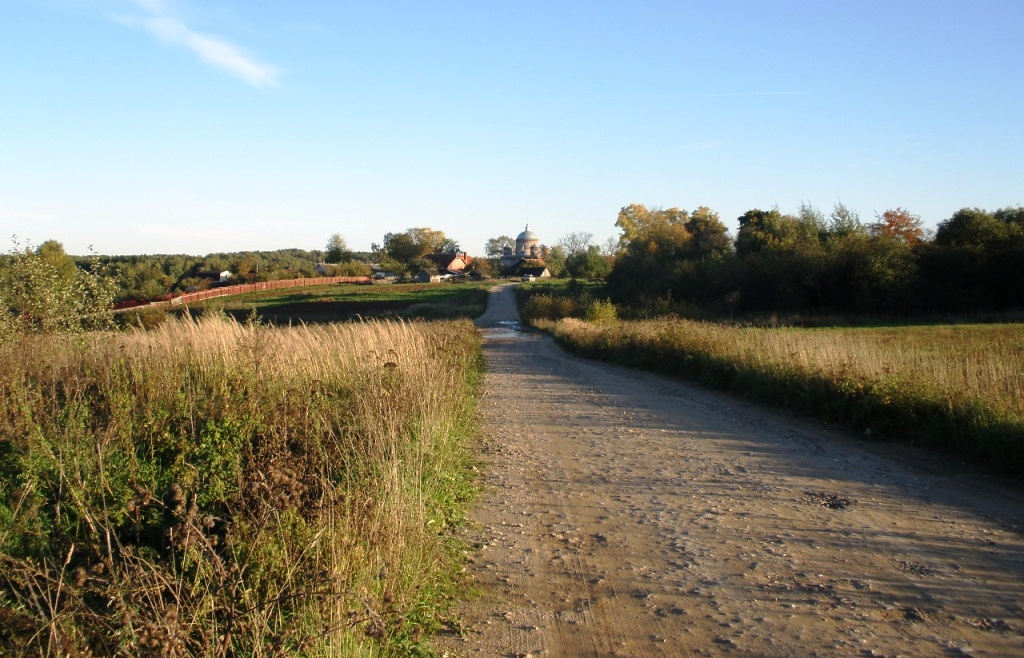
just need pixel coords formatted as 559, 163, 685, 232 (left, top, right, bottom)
684, 206, 731, 258
375, 227, 460, 274
484, 235, 515, 257
869, 207, 924, 245
565, 245, 612, 279
324, 233, 350, 263
558, 231, 594, 256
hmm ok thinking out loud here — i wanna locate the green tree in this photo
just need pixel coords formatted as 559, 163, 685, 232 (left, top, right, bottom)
565, 245, 612, 279
684, 206, 731, 257
828, 202, 864, 239
615, 204, 691, 255
374, 227, 459, 274
797, 202, 828, 243
1, 240, 116, 336
406, 227, 459, 254
324, 233, 350, 263
935, 207, 1018, 249
484, 235, 515, 257
544, 245, 567, 277
735, 208, 802, 256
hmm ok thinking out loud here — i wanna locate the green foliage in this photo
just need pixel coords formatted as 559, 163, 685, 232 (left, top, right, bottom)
607, 202, 1024, 317
0, 240, 116, 337
828, 202, 864, 239
564, 245, 612, 280
584, 298, 619, 324
484, 235, 515, 257
521, 294, 583, 321
375, 228, 460, 275
936, 207, 1024, 250
543, 245, 568, 277
205, 281, 491, 325
517, 279, 606, 321
86, 248, 347, 303
324, 233, 351, 263
0, 315, 483, 655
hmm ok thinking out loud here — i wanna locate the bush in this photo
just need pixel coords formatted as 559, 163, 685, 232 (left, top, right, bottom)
520, 293, 583, 321
584, 299, 619, 324
0, 241, 116, 338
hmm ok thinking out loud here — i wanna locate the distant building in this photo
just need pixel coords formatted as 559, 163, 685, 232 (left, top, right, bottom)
415, 270, 445, 283
195, 270, 233, 286
424, 251, 473, 274
500, 226, 547, 272
517, 265, 550, 279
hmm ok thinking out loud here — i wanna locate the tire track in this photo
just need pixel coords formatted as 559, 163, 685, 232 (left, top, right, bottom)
442, 285, 1024, 656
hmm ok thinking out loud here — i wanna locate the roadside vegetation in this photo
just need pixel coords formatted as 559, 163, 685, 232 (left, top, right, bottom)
0, 313, 481, 655
519, 280, 1024, 477
0, 245, 483, 655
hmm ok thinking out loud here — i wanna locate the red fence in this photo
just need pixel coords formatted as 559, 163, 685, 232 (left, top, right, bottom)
168, 276, 372, 306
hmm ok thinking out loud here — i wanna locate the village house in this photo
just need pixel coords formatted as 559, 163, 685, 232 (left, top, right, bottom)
414, 251, 474, 283
424, 251, 473, 274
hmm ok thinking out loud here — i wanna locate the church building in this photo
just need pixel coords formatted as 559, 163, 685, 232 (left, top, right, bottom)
499, 226, 545, 270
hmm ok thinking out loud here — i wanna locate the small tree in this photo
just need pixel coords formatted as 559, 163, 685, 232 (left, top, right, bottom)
1, 240, 117, 337
828, 202, 863, 238
324, 233, 350, 263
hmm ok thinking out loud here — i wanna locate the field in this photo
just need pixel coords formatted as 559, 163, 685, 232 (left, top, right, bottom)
537, 316, 1024, 476
0, 313, 481, 655
198, 281, 491, 324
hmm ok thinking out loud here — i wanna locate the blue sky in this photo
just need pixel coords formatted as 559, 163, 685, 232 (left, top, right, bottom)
2, 0, 1022, 256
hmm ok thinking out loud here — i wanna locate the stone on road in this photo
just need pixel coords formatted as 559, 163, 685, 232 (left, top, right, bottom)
443, 284, 1024, 657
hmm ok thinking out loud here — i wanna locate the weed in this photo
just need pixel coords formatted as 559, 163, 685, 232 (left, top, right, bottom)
539, 317, 1024, 477
0, 313, 481, 655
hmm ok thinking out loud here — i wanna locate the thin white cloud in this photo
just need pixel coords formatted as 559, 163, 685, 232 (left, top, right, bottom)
118, 1, 280, 88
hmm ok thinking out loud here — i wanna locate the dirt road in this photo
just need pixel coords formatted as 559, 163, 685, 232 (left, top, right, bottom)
445, 284, 1024, 657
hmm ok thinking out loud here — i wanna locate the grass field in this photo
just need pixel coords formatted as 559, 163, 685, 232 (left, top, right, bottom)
204, 281, 492, 324
538, 316, 1024, 477
0, 313, 481, 655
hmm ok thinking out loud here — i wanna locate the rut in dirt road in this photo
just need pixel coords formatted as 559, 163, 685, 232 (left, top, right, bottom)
443, 284, 1024, 657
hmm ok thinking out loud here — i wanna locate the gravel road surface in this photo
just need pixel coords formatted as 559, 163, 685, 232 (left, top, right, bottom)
443, 284, 1024, 657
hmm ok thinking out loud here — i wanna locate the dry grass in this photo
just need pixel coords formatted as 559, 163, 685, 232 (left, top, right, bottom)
541, 317, 1024, 474
0, 312, 481, 655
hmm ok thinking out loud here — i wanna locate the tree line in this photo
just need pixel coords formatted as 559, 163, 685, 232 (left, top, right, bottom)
605, 203, 1024, 316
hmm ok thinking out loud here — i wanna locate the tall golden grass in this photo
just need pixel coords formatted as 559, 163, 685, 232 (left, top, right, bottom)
541, 317, 1024, 474
0, 312, 481, 655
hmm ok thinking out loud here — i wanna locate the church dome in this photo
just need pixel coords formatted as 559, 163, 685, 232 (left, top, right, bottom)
517, 228, 539, 243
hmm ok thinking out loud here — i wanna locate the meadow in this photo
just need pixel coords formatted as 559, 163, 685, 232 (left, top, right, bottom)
205, 282, 491, 324
535, 315, 1024, 477
0, 312, 481, 655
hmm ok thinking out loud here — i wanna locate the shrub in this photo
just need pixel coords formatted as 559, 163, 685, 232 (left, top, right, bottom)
0, 241, 116, 338
584, 299, 619, 324
520, 293, 582, 321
